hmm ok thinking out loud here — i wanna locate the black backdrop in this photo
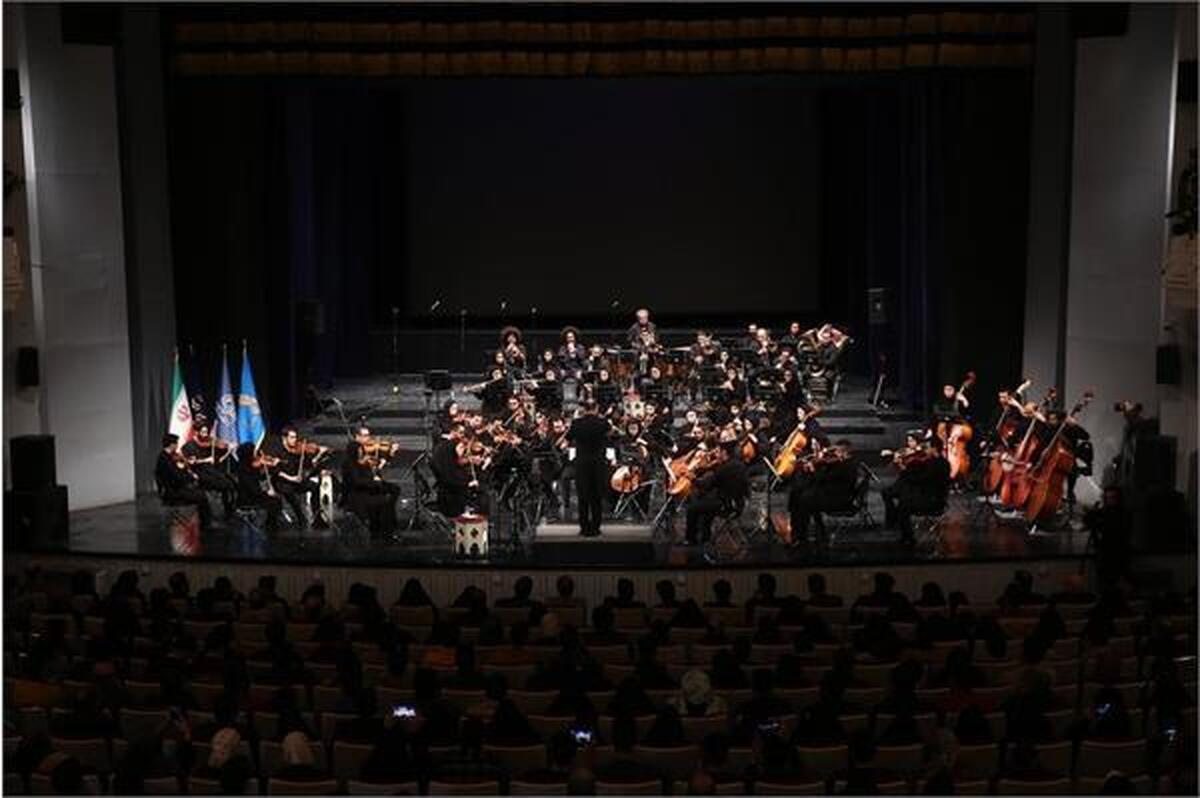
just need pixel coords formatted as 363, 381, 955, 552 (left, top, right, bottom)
167, 71, 1030, 424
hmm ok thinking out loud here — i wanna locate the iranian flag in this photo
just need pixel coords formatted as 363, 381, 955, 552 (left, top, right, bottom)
168, 350, 193, 442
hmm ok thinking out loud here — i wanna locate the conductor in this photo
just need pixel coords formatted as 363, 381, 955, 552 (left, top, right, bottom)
568, 399, 610, 537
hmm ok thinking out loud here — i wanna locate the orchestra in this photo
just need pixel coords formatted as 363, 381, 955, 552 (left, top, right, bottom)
161, 306, 1101, 547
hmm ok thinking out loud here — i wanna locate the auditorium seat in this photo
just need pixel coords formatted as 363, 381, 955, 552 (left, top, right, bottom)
953, 742, 1001, 780
260, 739, 328, 777
268, 778, 339, 795
1076, 738, 1149, 779
50, 737, 110, 774
429, 778, 502, 795
481, 742, 548, 774
997, 777, 1072, 794
346, 780, 418, 795
632, 744, 699, 779
510, 779, 567, 795
596, 779, 661, 795
872, 742, 925, 775
753, 779, 827, 795
1074, 774, 1152, 795
796, 744, 848, 778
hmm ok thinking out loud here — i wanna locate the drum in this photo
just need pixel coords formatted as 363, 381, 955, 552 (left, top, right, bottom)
610, 464, 642, 494
453, 514, 488, 558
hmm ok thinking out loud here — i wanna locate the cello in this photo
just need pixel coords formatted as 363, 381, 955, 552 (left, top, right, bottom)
936, 371, 976, 480
772, 406, 823, 480
1022, 391, 1094, 522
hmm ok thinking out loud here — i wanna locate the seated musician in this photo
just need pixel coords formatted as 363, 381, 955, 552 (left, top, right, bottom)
675, 408, 706, 456
486, 348, 509, 376
627, 308, 658, 350
156, 433, 214, 530
341, 440, 398, 537
1052, 409, 1092, 510
474, 367, 511, 419
431, 424, 476, 517
233, 442, 283, 531
788, 440, 858, 548
353, 425, 402, 497
780, 321, 804, 352
592, 369, 620, 413
616, 419, 653, 515
534, 369, 564, 415
500, 326, 527, 373
931, 384, 965, 426
530, 415, 566, 520
882, 435, 950, 544
261, 426, 324, 528
181, 421, 237, 518
557, 327, 585, 379
685, 430, 749, 545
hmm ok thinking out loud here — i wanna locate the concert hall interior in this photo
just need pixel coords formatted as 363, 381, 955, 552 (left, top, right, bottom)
1, 3, 1198, 797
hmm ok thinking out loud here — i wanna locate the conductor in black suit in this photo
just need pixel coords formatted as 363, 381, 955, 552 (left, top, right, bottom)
568, 399, 610, 537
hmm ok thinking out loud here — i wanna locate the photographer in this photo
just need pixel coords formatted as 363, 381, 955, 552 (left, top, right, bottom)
1084, 486, 1133, 590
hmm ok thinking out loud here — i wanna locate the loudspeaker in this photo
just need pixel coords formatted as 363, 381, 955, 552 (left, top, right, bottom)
867, 288, 888, 325
16, 346, 38, 388
425, 370, 452, 392
296, 300, 325, 337
1156, 344, 1181, 386
1133, 434, 1176, 492
10, 434, 56, 492
4, 485, 69, 547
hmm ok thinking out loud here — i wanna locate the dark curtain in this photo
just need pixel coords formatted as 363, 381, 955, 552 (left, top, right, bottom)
819, 71, 1030, 410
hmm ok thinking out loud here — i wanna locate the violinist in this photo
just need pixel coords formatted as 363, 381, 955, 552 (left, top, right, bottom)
261, 426, 325, 528
342, 439, 399, 536
788, 440, 858, 549
882, 434, 950, 544
685, 429, 749, 546
568, 399, 610, 537
775, 367, 804, 426
780, 321, 804, 353
431, 423, 476, 517
557, 327, 585, 380
353, 425, 402, 482
181, 421, 237, 518
530, 415, 567, 521
234, 442, 283, 531
156, 433, 214, 530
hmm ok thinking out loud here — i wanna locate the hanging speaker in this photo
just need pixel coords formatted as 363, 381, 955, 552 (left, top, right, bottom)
867, 288, 888, 325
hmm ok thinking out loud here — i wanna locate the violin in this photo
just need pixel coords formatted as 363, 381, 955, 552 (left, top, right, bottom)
881, 445, 936, 470
360, 437, 402, 459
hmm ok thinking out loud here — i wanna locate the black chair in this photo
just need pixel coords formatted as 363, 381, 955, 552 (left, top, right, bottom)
822, 464, 877, 542
705, 494, 748, 562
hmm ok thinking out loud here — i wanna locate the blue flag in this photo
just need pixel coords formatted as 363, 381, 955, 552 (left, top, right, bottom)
214, 346, 238, 453
237, 344, 266, 449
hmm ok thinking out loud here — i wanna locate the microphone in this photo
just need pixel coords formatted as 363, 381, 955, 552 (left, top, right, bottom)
429, 299, 441, 313
460, 308, 466, 316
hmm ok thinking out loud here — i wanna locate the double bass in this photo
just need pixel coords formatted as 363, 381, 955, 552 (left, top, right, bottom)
1002, 387, 1058, 508
982, 379, 1032, 493
1022, 391, 1094, 522
772, 406, 822, 479
937, 372, 975, 480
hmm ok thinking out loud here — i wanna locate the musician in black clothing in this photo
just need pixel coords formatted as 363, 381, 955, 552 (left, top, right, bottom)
557, 327, 585, 379
261, 426, 322, 528
534, 370, 564, 414
788, 440, 859, 548
627, 308, 658, 350
931, 384, 966, 426
234, 442, 283, 530
882, 437, 951, 544
342, 441, 398, 536
180, 422, 237, 518
155, 434, 213, 530
475, 367, 511, 419
431, 426, 475, 517
568, 399, 610, 537
685, 433, 750, 545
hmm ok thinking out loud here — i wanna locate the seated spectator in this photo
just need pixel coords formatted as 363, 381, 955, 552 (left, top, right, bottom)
792, 674, 855, 746
273, 686, 318, 740
922, 765, 956, 795
218, 755, 254, 796
839, 730, 892, 794
710, 650, 750, 690
733, 669, 793, 743
974, 616, 1009, 660
534, 612, 562, 646
192, 726, 244, 779
297, 583, 327, 622
672, 670, 728, 718
936, 647, 987, 710
519, 730, 578, 785
496, 576, 536, 608
274, 731, 326, 781
774, 654, 809, 689
852, 615, 902, 662
753, 614, 784, 644
876, 659, 931, 717
852, 572, 898, 616
1002, 739, 1061, 780
643, 705, 688, 746
745, 573, 784, 618
807, 573, 844, 608
593, 714, 663, 784
582, 605, 626, 645
485, 692, 541, 745
656, 579, 681, 609
333, 687, 385, 743
953, 704, 995, 745
670, 598, 709, 629
546, 684, 598, 722
545, 575, 585, 615
358, 720, 418, 783
915, 581, 947, 607
997, 570, 1047, 610
443, 644, 488, 690
1032, 600, 1067, 643
395, 577, 434, 607
877, 710, 921, 745
1098, 771, 1139, 795
1077, 687, 1134, 741
605, 578, 647, 609
411, 668, 461, 746
705, 579, 735, 608
607, 677, 657, 718
634, 638, 677, 689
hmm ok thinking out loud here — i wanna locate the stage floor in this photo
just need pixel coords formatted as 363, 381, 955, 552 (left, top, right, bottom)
44, 490, 1097, 570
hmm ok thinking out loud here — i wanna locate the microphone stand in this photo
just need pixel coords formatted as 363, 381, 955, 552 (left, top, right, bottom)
459, 309, 467, 374
390, 307, 401, 397
530, 307, 538, 360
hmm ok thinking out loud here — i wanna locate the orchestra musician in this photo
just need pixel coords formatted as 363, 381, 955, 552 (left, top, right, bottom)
931, 383, 967, 426
627, 308, 658, 351
156, 433, 214, 530
568, 398, 610, 537
557, 327, 585, 379
181, 421, 237, 518
341, 439, 399, 536
471, 367, 511, 419
685, 428, 749, 546
234, 442, 283, 531
261, 426, 328, 528
533, 369, 564, 414
882, 434, 950, 544
500, 326, 527, 373
780, 321, 804, 353
431, 423, 476, 517
787, 440, 859, 548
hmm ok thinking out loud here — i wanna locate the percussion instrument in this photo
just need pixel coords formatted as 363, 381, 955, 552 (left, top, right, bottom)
453, 514, 489, 558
